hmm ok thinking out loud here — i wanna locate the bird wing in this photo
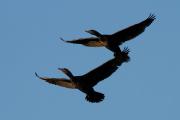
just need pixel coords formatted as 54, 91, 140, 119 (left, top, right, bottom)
35, 72, 76, 89
111, 14, 156, 45
61, 37, 104, 47
80, 56, 124, 87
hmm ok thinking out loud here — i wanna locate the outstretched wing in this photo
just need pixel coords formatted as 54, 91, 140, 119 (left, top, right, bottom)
111, 14, 156, 45
35, 72, 76, 89
80, 53, 128, 87
61, 37, 104, 47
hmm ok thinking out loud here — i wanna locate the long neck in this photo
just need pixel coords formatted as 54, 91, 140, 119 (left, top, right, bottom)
92, 31, 102, 37
65, 71, 74, 80
87, 30, 102, 37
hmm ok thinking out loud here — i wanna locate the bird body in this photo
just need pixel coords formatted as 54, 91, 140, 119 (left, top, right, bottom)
35, 47, 130, 103
61, 14, 155, 56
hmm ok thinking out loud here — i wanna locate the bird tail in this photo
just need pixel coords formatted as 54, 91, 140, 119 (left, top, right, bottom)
85, 91, 105, 103
115, 47, 130, 63
121, 51, 130, 62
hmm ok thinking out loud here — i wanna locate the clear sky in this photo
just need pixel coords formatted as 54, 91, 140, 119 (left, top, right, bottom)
1, 0, 180, 120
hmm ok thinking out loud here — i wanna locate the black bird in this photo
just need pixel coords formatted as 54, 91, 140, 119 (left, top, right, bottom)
35, 47, 130, 103
61, 14, 155, 56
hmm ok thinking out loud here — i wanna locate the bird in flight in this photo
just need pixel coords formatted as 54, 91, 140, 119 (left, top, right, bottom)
35, 47, 130, 103
61, 14, 155, 56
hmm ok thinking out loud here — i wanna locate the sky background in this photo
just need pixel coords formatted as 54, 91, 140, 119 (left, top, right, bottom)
1, 0, 180, 120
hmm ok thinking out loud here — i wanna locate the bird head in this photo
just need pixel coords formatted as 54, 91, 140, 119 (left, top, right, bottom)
58, 68, 74, 79
85, 30, 102, 37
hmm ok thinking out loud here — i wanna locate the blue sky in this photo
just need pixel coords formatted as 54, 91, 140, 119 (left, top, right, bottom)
1, 0, 180, 120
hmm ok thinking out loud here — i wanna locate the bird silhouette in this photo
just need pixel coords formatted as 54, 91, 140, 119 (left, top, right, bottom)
61, 14, 155, 56
35, 47, 130, 103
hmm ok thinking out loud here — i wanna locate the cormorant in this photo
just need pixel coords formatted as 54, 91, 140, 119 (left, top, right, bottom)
61, 14, 155, 56
35, 47, 130, 103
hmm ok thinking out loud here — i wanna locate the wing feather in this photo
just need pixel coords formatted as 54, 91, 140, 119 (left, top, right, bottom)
111, 14, 156, 44
62, 37, 104, 47
80, 56, 125, 87
35, 73, 76, 89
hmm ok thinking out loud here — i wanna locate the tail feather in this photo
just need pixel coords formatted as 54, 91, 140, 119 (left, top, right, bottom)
121, 48, 130, 62
85, 91, 105, 103
114, 47, 130, 63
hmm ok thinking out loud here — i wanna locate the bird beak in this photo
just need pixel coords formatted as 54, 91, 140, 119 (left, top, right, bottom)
58, 68, 65, 72
58, 68, 68, 74
85, 30, 91, 33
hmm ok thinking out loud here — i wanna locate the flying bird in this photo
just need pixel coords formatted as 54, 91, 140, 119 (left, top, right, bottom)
35, 47, 130, 103
61, 14, 155, 56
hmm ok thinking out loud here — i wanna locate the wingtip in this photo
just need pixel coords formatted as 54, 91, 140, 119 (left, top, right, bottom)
59, 37, 66, 42
35, 72, 43, 80
35, 72, 47, 81
35, 72, 40, 78
148, 13, 156, 20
